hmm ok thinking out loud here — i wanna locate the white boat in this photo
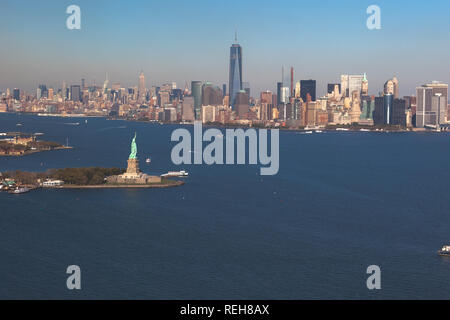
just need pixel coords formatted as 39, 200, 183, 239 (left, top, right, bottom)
438, 246, 450, 256
360, 129, 370, 132
9, 187, 30, 194
146, 158, 151, 164
16, 123, 23, 126
161, 171, 189, 178
300, 131, 313, 135
315, 130, 323, 133
336, 128, 349, 131
34, 132, 44, 136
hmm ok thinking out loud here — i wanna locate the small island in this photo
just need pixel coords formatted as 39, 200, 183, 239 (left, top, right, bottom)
0, 133, 184, 192
0, 133, 71, 156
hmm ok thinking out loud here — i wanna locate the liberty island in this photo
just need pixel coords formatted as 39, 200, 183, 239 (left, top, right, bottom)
0, 131, 184, 190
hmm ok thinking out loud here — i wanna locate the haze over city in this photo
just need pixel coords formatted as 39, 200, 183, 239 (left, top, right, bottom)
1, 0, 450, 96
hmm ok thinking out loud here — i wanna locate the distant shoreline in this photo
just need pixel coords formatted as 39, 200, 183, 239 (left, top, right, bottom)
1, 112, 448, 133
47, 180, 185, 189
0, 146, 73, 157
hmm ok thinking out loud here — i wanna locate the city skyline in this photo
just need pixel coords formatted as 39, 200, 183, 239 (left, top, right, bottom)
1, 0, 450, 96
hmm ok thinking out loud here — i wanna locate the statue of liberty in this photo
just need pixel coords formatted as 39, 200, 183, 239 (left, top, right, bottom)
129, 133, 138, 159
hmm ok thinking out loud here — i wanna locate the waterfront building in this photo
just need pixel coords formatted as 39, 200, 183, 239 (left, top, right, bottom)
202, 105, 218, 123
181, 97, 195, 122
373, 94, 394, 125
384, 94, 394, 125
391, 99, 407, 126
235, 90, 250, 119
349, 94, 362, 123
360, 95, 375, 120
416, 82, 448, 127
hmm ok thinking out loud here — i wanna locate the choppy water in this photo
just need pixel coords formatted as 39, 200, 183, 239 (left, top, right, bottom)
0, 113, 449, 299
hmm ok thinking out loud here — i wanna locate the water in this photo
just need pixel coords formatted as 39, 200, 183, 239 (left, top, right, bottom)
0, 113, 449, 299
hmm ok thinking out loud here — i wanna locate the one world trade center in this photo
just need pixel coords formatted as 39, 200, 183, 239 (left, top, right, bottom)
229, 35, 243, 110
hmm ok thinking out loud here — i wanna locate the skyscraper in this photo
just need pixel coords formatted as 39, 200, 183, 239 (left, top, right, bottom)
70, 85, 81, 102
229, 36, 243, 109
276, 82, 283, 106
191, 81, 202, 120
62, 81, 67, 101
13, 88, 20, 100
290, 67, 294, 98
202, 82, 223, 106
138, 71, 146, 101
416, 82, 448, 127
341, 75, 365, 97
300, 80, 316, 102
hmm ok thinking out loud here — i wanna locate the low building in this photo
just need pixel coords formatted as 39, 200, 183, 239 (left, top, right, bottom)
43, 180, 65, 187
13, 135, 35, 146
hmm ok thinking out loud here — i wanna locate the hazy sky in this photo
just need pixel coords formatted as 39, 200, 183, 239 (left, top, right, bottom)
1, 0, 449, 97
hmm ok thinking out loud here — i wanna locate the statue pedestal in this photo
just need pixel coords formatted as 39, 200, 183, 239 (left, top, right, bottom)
126, 158, 140, 175
120, 158, 141, 179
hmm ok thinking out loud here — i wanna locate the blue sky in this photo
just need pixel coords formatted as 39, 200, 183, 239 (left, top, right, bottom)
1, 0, 449, 97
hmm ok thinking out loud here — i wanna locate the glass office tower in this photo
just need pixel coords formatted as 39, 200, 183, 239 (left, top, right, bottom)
229, 42, 243, 110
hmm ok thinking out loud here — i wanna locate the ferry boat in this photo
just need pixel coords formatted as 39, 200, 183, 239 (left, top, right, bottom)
161, 171, 189, 178
9, 187, 30, 194
438, 246, 450, 257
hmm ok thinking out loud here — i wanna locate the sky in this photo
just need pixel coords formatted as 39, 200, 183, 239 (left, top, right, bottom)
1, 0, 450, 98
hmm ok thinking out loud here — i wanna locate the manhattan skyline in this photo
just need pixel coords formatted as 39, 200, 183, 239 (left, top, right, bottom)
1, 0, 450, 97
